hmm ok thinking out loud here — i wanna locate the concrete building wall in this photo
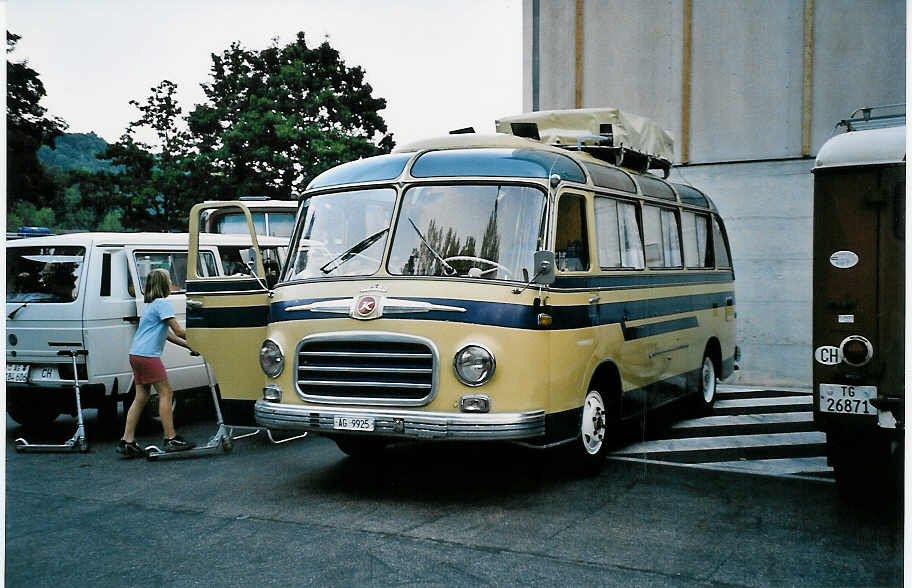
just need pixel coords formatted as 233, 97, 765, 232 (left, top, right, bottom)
522, 0, 905, 386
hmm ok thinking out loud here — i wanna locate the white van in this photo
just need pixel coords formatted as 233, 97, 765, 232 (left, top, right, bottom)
5, 232, 288, 432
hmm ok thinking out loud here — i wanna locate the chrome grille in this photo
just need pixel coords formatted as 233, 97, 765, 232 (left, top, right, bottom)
295, 332, 438, 405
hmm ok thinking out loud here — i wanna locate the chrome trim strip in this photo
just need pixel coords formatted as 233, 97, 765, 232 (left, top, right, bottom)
295, 331, 439, 406
255, 400, 546, 440
648, 344, 690, 358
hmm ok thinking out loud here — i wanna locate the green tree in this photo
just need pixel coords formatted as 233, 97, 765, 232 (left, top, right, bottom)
7, 31, 68, 211
188, 33, 395, 198
103, 80, 196, 231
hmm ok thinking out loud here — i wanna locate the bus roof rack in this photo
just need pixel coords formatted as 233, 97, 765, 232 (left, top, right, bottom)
836, 103, 905, 132
495, 107, 674, 178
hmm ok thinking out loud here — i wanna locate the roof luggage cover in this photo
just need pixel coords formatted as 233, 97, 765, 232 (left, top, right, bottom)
495, 107, 675, 163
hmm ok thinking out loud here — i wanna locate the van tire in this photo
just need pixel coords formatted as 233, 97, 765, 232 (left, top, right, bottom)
7, 393, 60, 429
96, 395, 120, 438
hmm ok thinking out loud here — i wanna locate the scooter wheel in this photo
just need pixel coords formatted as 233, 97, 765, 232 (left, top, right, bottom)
222, 438, 234, 453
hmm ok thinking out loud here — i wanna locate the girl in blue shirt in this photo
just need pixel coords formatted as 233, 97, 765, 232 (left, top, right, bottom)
118, 269, 196, 456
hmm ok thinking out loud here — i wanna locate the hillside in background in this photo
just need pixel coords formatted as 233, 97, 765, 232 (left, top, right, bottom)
37, 132, 122, 173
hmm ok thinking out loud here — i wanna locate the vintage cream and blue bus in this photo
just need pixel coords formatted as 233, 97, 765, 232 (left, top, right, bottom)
186, 108, 737, 471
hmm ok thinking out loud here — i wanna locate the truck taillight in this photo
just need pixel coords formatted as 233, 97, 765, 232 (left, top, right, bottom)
840, 335, 873, 367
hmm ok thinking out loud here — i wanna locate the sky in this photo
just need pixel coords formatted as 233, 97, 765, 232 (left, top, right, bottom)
6, 0, 523, 148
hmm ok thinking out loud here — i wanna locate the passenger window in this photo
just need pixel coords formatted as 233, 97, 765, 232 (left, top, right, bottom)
137, 251, 216, 292
681, 211, 711, 268
712, 217, 731, 268
643, 205, 682, 268
100, 252, 111, 296
594, 196, 644, 269
555, 194, 590, 272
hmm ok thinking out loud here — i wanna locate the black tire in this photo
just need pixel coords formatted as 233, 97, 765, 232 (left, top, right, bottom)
566, 389, 611, 476
333, 436, 388, 460
7, 393, 60, 429
96, 394, 121, 438
695, 353, 718, 415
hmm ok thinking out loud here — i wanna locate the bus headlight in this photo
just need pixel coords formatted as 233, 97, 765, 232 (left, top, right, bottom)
453, 345, 495, 386
840, 335, 873, 367
259, 339, 284, 378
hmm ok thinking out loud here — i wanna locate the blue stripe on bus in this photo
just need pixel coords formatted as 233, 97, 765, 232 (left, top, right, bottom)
621, 316, 699, 341
552, 270, 733, 289
186, 279, 266, 293
188, 291, 733, 332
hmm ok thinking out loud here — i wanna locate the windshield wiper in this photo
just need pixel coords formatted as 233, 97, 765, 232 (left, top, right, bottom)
8, 303, 28, 319
408, 218, 456, 276
320, 228, 389, 274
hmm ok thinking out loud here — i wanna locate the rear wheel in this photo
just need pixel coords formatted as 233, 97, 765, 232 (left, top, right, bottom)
696, 354, 717, 414
7, 392, 60, 429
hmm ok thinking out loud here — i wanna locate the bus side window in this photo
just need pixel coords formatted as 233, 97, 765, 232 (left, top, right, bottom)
681, 211, 711, 268
555, 194, 590, 271
594, 196, 644, 269
643, 205, 682, 268
711, 217, 731, 268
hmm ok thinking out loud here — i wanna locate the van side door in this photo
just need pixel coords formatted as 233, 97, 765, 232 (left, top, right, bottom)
186, 203, 271, 426
124, 244, 209, 393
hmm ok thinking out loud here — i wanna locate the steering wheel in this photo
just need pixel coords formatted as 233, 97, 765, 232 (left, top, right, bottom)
443, 256, 513, 278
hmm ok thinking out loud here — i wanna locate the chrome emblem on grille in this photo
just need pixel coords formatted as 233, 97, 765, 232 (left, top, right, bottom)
356, 295, 378, 318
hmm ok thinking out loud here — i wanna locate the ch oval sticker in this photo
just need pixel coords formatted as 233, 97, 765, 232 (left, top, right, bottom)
814, 346, 842, 365
829, 250, 859, 269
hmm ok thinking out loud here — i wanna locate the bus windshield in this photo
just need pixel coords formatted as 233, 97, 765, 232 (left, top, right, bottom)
388, 184, 546, 281
284, 188, 397, 279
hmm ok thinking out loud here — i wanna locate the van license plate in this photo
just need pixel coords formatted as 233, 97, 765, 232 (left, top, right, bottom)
819, 384, 877, 416
333, 416, 375, 432
6, 363, 29, 383
30, 366, 60, 382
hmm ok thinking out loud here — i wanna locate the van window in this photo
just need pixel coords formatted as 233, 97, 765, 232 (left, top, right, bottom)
389, 184, 546, 280
681, 211, 711, 268
214, 212, 267, 236
555, 194, 590, 272
266, 212, 296, 238
100, 252, 112, 296
6, 246, 85, 303
643, 205, 682, 268
594, 196, 644, 269
135, 251, 217, 292
712, 217, 731, 268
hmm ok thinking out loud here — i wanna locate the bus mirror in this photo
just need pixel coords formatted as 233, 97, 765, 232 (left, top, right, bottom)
532, 250, 556, 285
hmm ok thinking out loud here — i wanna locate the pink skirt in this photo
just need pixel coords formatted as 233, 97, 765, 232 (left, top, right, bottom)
129, 354, 167, 385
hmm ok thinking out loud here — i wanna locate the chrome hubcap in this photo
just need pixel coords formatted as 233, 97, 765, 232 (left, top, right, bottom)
581, 391, 607, 455
702, 357, 716, 403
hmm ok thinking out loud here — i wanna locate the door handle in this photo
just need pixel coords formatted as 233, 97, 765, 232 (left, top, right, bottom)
186, 300, 203, 309
588, 296, 601, 304
122, 316, 139, 324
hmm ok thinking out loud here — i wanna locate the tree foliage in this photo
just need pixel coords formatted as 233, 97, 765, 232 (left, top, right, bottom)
7, 31, 68, 210
13, 31, 395, 233
188, 32, 395, 198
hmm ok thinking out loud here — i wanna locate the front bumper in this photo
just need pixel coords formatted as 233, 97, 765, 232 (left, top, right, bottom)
254, 400, 546, 441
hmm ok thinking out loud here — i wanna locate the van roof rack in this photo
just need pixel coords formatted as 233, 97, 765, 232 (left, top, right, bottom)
836, 104, 905, 132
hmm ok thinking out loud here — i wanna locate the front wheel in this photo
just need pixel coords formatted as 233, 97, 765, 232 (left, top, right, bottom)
566, 389, 610, 475
333, 436, 388, 460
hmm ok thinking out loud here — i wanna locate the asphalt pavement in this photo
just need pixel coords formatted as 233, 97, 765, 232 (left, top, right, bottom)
5, 409, 904, 587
